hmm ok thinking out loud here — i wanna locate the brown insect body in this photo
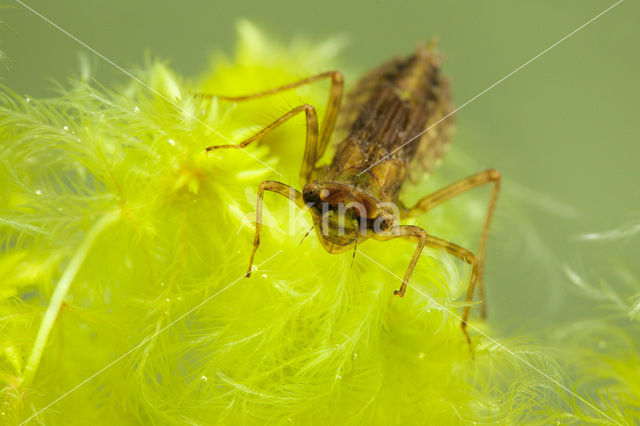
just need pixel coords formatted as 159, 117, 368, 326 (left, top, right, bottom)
203, 43, 500, 345
304, 46, 455, 254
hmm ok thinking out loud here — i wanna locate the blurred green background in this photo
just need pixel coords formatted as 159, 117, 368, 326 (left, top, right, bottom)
1, 0, 638, 335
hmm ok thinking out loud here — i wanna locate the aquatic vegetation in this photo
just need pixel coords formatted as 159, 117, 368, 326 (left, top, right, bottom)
0, 21, 630, 425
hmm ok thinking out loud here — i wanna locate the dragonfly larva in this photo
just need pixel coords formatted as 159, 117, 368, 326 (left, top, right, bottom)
200, 42, 500, 344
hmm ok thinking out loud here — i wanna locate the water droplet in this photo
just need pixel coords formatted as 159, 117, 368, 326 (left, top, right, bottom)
63, 126, 69, 131
25, 96, 31, 102
168, 139, 176, 146
418, 352, 425, 360
352, 352, 358, 360
35, 189, 42, 195
165, 298, 170, 302
177, 296, 182, 301
261, 273, 267, 278
336, 374, 342, 380
201, 375, 207, 382
133, 106, 140, 112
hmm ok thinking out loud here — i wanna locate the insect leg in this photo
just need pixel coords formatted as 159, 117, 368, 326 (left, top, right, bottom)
246, 180, 307, 277
373, 225, 479, 346
206, 104, 320, 184
372, 225, 428, 297
197, 71, 343, 163
402, 169, 500, 320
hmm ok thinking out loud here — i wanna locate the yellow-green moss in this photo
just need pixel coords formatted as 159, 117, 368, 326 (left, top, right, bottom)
0, 21, 629, 425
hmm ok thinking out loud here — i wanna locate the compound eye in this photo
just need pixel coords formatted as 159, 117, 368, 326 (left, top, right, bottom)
319, 189, 330, 200
378, 215, 393, 232
302, 184, 322, 205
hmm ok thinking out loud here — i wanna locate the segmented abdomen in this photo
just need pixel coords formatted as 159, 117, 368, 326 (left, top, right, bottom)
330, 44, 455, 191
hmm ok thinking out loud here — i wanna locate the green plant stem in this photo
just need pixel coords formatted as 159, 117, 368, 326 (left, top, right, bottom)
22, 211, 120, 388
